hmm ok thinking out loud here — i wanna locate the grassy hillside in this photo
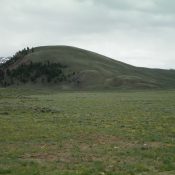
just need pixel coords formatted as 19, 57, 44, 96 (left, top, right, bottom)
0, 46, 175, 89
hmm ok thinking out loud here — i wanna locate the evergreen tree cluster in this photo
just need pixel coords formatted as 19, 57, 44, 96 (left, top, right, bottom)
2, 47, 34, 68
0, 61, 70, 86
0, 47, 80, 87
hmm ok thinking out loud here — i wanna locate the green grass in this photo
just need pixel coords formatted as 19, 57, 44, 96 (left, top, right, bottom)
0, 88, 175, 174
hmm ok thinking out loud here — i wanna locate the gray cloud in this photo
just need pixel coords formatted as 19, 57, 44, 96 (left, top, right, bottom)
0, 0, 175, 69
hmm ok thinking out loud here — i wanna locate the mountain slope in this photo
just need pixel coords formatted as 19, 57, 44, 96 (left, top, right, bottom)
0, 46, 175, 89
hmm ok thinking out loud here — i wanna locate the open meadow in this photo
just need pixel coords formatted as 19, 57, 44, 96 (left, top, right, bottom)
0, 88, 175, 175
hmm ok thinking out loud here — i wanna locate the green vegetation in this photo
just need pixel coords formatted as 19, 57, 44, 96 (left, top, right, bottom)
0, 62, 72, 86
1, 47, 34, 68
1, 46, 175, 89
0, 88, 175, 174
0, 46, 175, 174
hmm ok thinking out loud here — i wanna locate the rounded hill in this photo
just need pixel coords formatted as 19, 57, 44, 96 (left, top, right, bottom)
0, 46, 175, 89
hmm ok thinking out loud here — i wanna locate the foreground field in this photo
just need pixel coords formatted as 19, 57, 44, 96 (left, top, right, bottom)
0, 89, 175, 175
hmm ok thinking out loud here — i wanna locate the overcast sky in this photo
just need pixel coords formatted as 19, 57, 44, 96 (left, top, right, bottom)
0, 0, 175, 69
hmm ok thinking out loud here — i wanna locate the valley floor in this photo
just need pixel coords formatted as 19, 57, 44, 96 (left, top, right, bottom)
0, 88, 175, 175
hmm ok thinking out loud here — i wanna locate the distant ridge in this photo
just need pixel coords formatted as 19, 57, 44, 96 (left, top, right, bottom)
0, 45, 175, 89
0, 57, 10, 64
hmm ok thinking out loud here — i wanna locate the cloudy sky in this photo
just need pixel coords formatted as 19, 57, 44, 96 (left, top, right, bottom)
0, 0, 175, 69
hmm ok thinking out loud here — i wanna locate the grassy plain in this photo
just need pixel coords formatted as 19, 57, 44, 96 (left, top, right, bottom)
0, 88, 175, 175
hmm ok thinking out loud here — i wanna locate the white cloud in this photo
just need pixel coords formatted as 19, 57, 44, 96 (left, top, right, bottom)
0, 0, 175, 69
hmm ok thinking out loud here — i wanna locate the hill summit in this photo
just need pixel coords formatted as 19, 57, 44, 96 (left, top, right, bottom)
0, 46, 175, 89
